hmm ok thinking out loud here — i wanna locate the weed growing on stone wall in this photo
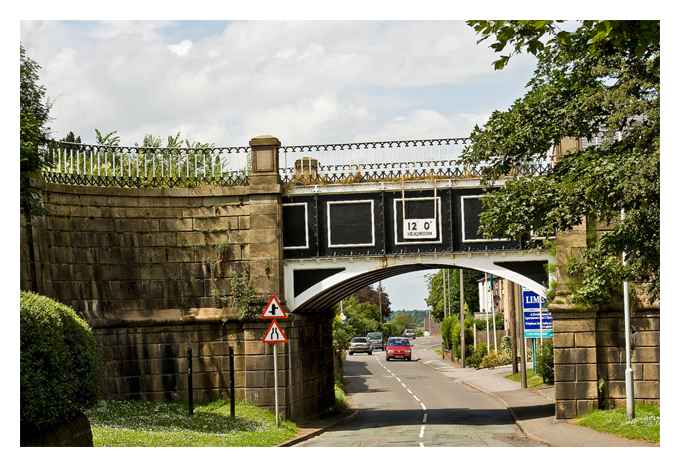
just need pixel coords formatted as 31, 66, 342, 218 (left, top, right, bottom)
229, 267, 257, 320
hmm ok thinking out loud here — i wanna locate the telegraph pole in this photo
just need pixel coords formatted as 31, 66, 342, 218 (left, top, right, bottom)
515, 283, 528, 389
507, 280, 518, 374
459, 269, 465, 367
378, 281, 384, 325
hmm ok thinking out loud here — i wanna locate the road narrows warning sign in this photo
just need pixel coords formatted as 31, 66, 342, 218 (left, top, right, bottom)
259, 293, 288, 319
262, 320, 288, 344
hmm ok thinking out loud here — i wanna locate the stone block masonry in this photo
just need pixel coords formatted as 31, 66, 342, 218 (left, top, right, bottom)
21, 136, 335, 420
551, 308, 660, 419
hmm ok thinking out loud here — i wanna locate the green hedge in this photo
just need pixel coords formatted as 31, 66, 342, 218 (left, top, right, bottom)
20, 292, 99, 432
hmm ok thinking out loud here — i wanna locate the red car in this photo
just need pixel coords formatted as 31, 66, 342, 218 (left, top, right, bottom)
385, 337, 413, 361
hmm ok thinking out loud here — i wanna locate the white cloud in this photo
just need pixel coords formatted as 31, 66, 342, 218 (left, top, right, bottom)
20, 21, 535, 146
168, 39, 193, 57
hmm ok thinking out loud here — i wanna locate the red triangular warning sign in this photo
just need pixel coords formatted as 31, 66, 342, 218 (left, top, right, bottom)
261, 320, 288, 344
259, 293, 288, 319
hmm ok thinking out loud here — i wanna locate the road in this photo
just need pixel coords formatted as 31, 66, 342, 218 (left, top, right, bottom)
298, 335, 541, 447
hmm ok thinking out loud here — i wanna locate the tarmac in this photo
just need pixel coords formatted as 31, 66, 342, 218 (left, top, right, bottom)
418, 340, 657, 447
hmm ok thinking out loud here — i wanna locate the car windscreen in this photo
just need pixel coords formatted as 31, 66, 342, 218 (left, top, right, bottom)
387, 339, 410, 346
366, 333, 382, 339
351, 338, 367, 343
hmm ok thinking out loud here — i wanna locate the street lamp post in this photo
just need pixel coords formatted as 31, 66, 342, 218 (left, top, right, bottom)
621, 209, 635, 420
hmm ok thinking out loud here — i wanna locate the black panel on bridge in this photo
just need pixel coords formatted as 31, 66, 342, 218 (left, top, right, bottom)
282, 203, 308, 249
282, 188, 521, 259
328, 200, 374, 247
294, 268, 346, 297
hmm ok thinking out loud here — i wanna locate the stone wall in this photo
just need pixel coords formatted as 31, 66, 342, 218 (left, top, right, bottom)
552, 308, 660, 418
95, 312, 334, 419
25, 182, 282, 327
20, 137, 336, 420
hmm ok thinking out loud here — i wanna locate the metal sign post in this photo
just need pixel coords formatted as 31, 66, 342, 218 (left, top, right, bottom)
260, 293, 288, 428
273, 344, 279, 427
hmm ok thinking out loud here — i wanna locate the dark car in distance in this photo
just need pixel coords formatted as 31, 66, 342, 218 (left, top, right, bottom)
348, 337, 373, 355
385, 337, 412, 361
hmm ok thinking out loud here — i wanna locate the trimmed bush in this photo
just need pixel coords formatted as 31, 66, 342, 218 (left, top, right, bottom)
20, 292, 99, 433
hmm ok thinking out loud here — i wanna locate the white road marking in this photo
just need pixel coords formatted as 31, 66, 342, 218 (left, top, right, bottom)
374, 354, 429, 445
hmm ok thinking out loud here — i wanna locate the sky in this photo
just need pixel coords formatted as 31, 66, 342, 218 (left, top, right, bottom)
20, 20, 538, 310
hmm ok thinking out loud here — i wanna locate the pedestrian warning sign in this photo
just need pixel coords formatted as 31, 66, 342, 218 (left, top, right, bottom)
262, 320, 288, 344
260, 293, 288, 319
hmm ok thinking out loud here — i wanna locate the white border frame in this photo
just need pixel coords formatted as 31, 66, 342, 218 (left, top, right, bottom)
460, 195, 509, 243
327, 199, 376, 248
393, 196, 443, 245
282, 202, 309, 250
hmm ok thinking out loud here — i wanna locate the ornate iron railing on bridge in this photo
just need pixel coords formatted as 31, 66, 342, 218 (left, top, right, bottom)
42, 141, 250, 188
41, 137, 554, 188
278, 138, 553, 185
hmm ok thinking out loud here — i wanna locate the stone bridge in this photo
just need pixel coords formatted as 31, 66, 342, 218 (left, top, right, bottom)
20, 135, 659, 420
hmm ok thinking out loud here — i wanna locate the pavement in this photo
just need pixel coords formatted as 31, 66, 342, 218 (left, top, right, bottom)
295, 336, 655, 447
416, 337, 656, 447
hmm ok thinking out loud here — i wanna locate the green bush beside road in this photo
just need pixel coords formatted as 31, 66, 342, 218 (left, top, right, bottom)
20, 292, 99, 435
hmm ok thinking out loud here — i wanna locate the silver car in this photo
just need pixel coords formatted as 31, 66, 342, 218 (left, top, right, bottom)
348, 337, 373, 355
366, 331, 384, 350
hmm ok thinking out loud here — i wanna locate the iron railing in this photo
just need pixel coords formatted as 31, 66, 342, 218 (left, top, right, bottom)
279, 137, 553, 185
41, 137, 554, 188
42, 141, 250, 188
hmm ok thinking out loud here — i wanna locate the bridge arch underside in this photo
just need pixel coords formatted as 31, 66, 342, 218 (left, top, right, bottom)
285, 252, 552, 313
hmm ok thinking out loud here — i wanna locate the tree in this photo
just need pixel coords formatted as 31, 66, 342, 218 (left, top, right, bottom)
425, 269, 483, 321
335, 295, 381, 337
463, 20, 659, 304
385, 312, 417, 337
355, 284, 391, 318
20, 45, 51, 215
60, 131, 81, 144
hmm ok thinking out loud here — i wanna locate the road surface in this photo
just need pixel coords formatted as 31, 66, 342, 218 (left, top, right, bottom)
298, 336, 541, 447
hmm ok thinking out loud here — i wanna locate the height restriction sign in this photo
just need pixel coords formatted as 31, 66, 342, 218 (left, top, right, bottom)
403, 218, 437, 239
259, 293, 288, 319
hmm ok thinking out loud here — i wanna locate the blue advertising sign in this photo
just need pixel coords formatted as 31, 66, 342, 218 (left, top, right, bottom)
522, 290, 546, 309
522, 289, 553, 338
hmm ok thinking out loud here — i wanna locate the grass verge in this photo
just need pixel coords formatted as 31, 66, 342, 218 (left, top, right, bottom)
504, 368, 545, 388
87, 399, 297, 447
575, 404, 659, 444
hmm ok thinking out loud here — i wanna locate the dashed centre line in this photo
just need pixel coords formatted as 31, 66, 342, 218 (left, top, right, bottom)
375, 355, 428, 447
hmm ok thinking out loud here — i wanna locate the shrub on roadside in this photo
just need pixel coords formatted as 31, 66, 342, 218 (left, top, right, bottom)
440, 316, 455, 350
466, 343, 488, 368
449, 316, 474, 360
536, 342, 555, 384
20, 292, 99, 433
